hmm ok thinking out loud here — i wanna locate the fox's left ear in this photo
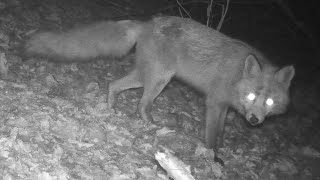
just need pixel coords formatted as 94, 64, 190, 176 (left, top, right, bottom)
275, 65, 295, 88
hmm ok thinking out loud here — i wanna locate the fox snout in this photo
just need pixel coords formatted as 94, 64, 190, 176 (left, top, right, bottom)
241, 93, 268, 126
246, 113, 264, 126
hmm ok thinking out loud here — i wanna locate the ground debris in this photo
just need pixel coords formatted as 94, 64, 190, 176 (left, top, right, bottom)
0, 0, 318, 179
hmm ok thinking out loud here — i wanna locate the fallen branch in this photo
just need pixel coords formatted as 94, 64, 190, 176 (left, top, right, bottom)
155, 150, 195, 180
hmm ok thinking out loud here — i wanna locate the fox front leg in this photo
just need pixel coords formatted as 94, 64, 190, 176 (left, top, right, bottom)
205, 96, 228, 153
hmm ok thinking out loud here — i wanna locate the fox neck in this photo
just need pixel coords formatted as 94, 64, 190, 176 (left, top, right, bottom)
229, 90, 246, 115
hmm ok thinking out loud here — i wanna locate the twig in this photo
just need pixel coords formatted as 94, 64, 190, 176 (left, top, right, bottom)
216, 0, 230, 31
176, 0, 192, 18
178, 6, 184, 17
158, 0, 223, 14
274, 0, 318, 52
206, 0, 214, 26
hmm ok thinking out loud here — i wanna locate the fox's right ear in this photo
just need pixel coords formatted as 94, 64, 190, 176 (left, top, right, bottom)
243, 54, 261, 77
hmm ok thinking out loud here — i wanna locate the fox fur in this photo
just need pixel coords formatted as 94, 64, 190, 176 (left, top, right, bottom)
25, 16, 295, 153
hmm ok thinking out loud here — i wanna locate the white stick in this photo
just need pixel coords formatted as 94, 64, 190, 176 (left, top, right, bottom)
155, 150, 195, 180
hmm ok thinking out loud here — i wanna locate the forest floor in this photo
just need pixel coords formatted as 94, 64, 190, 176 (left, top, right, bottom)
0, 0, 319, 179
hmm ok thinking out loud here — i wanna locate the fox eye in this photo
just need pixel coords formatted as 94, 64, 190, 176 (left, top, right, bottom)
266, 98, 274, 106
246, 92, 256, 101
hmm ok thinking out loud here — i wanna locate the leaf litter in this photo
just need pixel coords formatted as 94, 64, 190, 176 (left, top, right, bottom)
0, 0, 318, 179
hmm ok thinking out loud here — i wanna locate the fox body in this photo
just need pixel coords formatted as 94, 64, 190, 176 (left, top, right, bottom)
25, 16, 295, 152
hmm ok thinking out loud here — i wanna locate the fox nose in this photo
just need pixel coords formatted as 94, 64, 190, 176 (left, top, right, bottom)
249, 114, 259, 125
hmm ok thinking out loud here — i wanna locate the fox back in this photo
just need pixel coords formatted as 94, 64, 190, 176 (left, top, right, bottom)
136, 17, 273, 94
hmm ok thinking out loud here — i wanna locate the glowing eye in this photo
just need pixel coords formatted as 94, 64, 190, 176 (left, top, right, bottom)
247, 93, 256, 101
266, 98, 274, 106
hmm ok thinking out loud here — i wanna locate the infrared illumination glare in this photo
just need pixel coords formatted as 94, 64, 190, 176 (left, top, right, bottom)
266, 98, 274, 106
247, 93, 256, 101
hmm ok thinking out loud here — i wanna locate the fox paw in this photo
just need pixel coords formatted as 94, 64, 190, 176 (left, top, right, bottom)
214, 156, 224, 166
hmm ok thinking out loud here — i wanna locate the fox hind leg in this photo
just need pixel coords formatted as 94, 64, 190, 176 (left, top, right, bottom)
107, 69, 142, 109
138, 69, 174, 123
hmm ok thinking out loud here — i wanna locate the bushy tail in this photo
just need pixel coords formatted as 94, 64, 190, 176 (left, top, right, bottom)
24, 20, 143, 60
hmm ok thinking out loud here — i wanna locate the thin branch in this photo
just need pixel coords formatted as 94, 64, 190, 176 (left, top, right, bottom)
158, 0, 223, 13
206, 0, 214, 26
178, 6, 184, 17
176, 0, 192, 18
216, 0, 230, 31
274, 0, 318, 50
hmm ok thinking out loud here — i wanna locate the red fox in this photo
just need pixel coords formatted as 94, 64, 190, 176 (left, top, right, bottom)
25, 16, 295, 153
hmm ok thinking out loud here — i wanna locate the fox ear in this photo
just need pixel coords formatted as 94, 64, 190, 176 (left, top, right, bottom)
243, 54, 261, 77
275, 65, 295, 88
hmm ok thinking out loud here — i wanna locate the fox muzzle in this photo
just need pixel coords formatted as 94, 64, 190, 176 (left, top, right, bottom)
246, 113, 265, 126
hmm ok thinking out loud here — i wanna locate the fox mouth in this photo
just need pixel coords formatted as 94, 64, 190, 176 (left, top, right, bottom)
246, 114, 263, 126
249, 121, 259, 126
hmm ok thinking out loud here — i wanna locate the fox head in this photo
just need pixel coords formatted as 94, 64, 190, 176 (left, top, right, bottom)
235, 55, 295, 126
